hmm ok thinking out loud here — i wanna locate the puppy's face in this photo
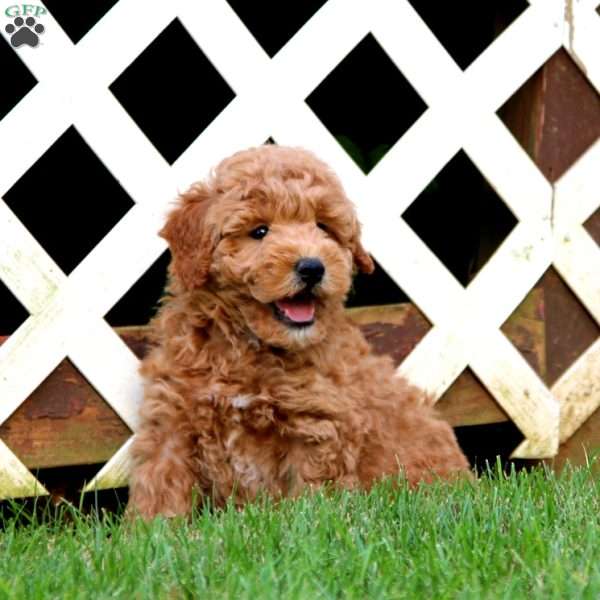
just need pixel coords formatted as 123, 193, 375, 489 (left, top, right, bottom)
212, 194, 361, 348
162, 147, 373, 349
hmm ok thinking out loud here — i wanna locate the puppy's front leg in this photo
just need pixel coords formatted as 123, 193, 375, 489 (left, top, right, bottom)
128, 418, 198, 520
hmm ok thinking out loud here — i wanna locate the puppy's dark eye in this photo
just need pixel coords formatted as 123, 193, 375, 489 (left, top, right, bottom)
250, 225, 269, 239
317, 222, 328, 232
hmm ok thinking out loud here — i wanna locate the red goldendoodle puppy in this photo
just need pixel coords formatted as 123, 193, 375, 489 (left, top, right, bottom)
128, 145, 470, 518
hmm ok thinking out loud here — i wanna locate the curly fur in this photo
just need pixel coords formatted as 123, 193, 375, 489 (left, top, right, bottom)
128, 145, 470, 518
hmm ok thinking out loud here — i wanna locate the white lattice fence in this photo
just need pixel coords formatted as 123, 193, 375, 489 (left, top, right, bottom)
0, 0, 598, 498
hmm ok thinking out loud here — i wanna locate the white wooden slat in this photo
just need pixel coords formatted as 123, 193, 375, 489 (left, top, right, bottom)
466, 221, 553, 328
0, 85, 70, 195
395, 325, 470, 400
463, 113, 553, 223
548, 112, 600, 447
553, 140, 600, 232
0, 295, 136, 428
375, 0, 462, 103
0, 201, 66, 313
68, 320, 143, 431
178, 0, 271, 92
366, 108, 463, 217
463, 0, 563, 112
552, 139, 600, 325
367, 5, 560, 231
72, 90, 175, 206
554, 338, 600, 443
272, 0, 371, 97
82, 437, 134, 492
469, 329, 559, 458
0, 440, 48, 500
65, 206, 167, 317
183, 0, 369, 104
0, 311, 141, 436
553, 230, 600, 324
0, 296, 75, 414
361, 217, 465, 325
75, 0, 178, 88
563, 0, 600, 93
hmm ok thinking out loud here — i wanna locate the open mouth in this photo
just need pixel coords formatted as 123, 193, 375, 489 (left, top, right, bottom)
272, 289, 316, 328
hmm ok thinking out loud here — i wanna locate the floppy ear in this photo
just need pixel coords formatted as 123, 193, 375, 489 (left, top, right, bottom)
352, 239, 375, 274
350, 223, 375, 274
160, 183, 218, 290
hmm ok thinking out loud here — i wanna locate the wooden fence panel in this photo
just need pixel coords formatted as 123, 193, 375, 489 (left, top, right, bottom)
0, 0, 598, 497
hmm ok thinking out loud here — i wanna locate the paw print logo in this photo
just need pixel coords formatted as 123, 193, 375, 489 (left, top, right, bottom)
5, 16, 45, 48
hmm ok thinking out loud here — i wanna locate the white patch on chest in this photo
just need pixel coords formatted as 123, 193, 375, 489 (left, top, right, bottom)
231, 394, 254, 409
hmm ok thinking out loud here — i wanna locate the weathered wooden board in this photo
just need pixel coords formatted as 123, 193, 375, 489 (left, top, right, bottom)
550, 390, 600, 474
350, 291, 546, 428
0, 358, 132, 469
501, 49, 599, 384
0, 291, 544, 470
502, 47, 600, 467
0, 330, 146, 470
439, 288, 546, 427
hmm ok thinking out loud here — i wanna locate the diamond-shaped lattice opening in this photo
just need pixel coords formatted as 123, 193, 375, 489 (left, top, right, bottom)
347, 258, 409, 308
0, 359, 132, 475
3, 126, 134, 274
110, 19, 235, 165
584, 209, 600, 247
35, 464, 128, 507
499, 49, 600, 182
0, 35, 37, 120
500, 287, 546, 381
42, 0, 118, 44
306, 34, 427, 174
531, 267, 600, 386
408, 0, 528, 70
437, 368, 511, 431
105, 251, 169, 327
226, 0, 327, 57
0, 280, 29, 336
403, 150, 517, 286
454, 422, 526, 474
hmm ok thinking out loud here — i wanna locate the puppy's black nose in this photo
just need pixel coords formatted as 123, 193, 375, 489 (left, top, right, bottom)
295, 257, 325, 286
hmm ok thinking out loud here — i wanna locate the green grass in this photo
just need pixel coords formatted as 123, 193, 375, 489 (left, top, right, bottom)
1, 465, 600, 599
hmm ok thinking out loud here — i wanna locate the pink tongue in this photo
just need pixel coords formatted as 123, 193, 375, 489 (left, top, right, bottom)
275, 298, 315, 323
